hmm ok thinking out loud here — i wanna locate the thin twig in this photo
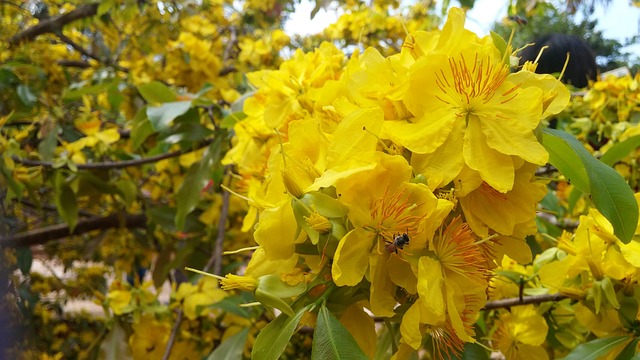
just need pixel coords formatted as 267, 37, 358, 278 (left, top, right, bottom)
10, 3, 99, 46
58, 59, 92, 68
205, 166, 232, 275
482, 293, 569, 310
56, 32, 101, 62
1, 213, 146, 248
12, 139, 213, 170
163, 167, 232, 359
15, 198, 96, 217
161, 309, 183, 360
56, 32, 128, 72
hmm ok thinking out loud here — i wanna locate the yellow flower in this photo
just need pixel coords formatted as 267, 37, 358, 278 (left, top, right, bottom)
129, 315, 170, 359
456, 162, 547, 238
492, 305, 549, 360
107, 289, 133, 315
330, 153, 443, 316
175, 277, 228, 320
220, 274, 257, 292
385, 8, 560, 193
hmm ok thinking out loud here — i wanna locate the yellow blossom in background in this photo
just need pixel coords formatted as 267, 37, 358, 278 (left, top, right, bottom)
175, 277, 228, 320
492, 305, 549, 360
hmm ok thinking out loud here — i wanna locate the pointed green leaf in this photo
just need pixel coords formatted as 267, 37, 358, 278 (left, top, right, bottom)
63, 80, 119, 100
251, 304, 312, 360
131, 107, 154, 150
543, 128, 638, 243
17, 84, 37, 107
490, 31, 509, 65
312, 305, 368, 360
461, 342, 490, 360
146, 101, 192, 131
615, 337, 639, 360
16, 248, 32, 275
560, 336, 628, 360
175, 138, 222, 230
137, 81, 176, 104
207, 327, 249, 360
600, 135, 640, 166
53, 172, 78, 232
542, 129, 589, 193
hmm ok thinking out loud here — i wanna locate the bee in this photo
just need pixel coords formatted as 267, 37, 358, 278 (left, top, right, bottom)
508, 15, 528, 26
385, 233, 410, 254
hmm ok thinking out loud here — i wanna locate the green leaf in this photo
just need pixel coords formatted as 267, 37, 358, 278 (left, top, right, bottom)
137, 81, 176, 104
152, 246, 172, 288
220, 111, 247, 130
600, 135, 640, 166
130, 107, 154, 150
53, 172, 78, 232
161, 114, 213, 144
16, 248, 32, 275
461, 342, 490, 360
311, 305, 368, 360
618, 296, 639, 328
490, 31, 509, 65
543, 128, 638, 243
251, 304, 312, 360
97, 0, 115, 17
175, 138, 222, 230
146, 101, 192, 132
210, 296, 252, 318
560, 336, 628, 360
17, 84, 37, 107
63, 80, 119, 100
207, 328, 249, 360
38, 122, 58, 161
114, 178, 137, 207
542, 129, 589, 193
615, 337, 639, 360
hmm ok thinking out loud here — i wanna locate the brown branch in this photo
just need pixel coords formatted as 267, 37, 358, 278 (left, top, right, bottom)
0, 213, 146, 248
161, 309, 183, 360
483, 293, 569, 310
10, 3, 99, 46
12, 139, 213, 170
204, 166, 232, 276
164, 168, 232, 358
56, 32, 129, 72
58, 59, 92, 68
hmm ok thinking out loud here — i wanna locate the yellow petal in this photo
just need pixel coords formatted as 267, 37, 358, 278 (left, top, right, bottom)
464, 117, 514, 193
94, 128, 121, 145
253, 203, 297, 260
369, 253, 397, 317
332, 228, 374, 286
400, 302, 424, 350
340, 303, 377, 358
417, 256, 445, 317
382, 109, 457, 154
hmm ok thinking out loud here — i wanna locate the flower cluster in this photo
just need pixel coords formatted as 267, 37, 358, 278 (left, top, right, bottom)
223, 7, 569, 356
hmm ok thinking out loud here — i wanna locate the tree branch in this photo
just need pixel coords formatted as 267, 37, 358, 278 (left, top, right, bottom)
58, 59, 92, 68
0, 213, 146, 248
163, 168, 232, 359
12, 139, 213, 170
9, 3, 99, 46
483, 293, 569, 310
56, 32, 128, 72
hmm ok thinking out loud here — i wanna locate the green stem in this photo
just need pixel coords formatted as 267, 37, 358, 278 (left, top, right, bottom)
384, 318, 398, 354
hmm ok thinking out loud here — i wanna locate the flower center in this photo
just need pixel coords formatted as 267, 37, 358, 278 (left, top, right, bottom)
369, 186, 423, 239
434, 52, 518, 117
